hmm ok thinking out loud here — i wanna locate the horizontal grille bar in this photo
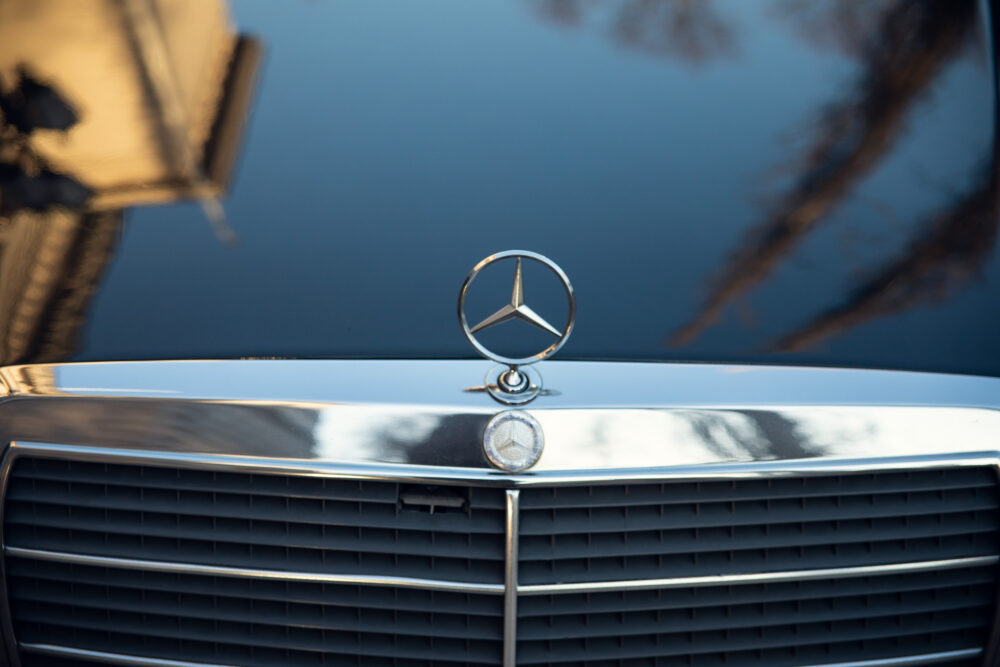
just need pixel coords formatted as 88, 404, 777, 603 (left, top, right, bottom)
798, 647, 984, 666
517, 555, 999, 595
15, 643, 987, 667
21, 643, 230, 666
5, 547, 505, 594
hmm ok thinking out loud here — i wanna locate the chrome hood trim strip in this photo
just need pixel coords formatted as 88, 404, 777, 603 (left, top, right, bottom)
8, 441, 1000, 487
1, 360, 999, 474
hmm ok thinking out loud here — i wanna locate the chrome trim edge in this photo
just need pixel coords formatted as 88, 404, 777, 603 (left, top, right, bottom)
797, 647, 984, 667
981, 464, 1000, 667
0, 445, 21, 667
20, 643, 233, 667
503, 489, 519, 667
10, 442, 1000, 487
4, 546, 506, 595
516, 555, 1000, 596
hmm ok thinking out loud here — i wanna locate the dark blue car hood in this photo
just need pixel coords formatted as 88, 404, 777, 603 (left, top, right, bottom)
0, 0, 997, 376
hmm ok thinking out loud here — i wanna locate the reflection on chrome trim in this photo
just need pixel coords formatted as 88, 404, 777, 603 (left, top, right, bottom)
516, 556, 1000, 596
20, 643, 231, 667
4, 547, 506, 595
503, 490, 519, 667
797, 647, 983, 666
1, 359, 1000, 474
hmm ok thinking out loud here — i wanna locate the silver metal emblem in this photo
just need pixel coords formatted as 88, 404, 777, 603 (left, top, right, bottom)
482, 410, 544, 472
458, 250, 575, 404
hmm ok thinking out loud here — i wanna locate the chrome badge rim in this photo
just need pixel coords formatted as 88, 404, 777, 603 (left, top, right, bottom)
457, 250, 576, 368
482, 410, 545, 472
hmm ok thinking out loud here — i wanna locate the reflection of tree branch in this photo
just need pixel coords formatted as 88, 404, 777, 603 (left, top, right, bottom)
532, 0, 734, 64
681, 409, 817, 460
613, 0, 733, 63
671, 0, 977, 346
774, 169, 997, 351
775, 0, 895, 57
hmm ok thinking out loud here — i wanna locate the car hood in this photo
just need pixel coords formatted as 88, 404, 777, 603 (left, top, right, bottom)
0, 0, 997, 376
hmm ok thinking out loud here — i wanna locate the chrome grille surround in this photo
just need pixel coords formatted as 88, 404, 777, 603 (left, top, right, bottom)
0, 359, 997, 667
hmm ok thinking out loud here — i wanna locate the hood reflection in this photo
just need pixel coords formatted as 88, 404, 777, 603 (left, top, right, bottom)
671, 0, 995, 350
0, 0, 260, 365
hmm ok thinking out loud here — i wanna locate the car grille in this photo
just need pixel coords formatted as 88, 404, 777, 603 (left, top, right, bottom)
2, 456, 998, 666
516, 471, 1000, 666
4, 457, 507, 666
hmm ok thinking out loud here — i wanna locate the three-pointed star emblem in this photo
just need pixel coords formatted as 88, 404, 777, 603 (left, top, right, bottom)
469, 258, 561, 337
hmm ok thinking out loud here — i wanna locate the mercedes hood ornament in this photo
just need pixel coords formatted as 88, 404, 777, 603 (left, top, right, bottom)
458, 250, 575, 405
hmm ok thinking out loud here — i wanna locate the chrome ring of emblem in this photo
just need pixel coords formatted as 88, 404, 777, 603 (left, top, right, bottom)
482, 410, 545, 472
458, 250, 576, 367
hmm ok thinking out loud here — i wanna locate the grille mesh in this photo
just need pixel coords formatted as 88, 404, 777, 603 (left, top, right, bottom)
5, 457, 506, 666
6, 457, 506, 583
517, 468, 1000, 585
516, 468, 1000, 666
3, 457, 998, 667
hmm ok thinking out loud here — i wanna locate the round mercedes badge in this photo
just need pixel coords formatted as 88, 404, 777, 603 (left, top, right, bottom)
482, 411, 544, 472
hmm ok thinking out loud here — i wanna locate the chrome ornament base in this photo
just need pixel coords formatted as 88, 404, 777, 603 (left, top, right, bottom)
485, 364, 542, 405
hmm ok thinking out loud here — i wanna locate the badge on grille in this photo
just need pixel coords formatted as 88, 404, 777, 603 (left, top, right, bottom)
482, 410, 544, 472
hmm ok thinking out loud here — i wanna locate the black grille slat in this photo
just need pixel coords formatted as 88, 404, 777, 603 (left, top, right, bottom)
518, 566, 997, 617
520, 510, 998, 560
14, 606, 501, 664
516, 609, 988, 664
519, 467, 999, 509
4, 558, 504, 616
519, 486, 999, 535
519, 532, 998, 584
5, 500, 503, 559
8, 576, 502, 641
517, 582, 993, 640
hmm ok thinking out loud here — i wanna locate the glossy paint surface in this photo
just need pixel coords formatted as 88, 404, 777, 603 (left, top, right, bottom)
0, 1, 996, 374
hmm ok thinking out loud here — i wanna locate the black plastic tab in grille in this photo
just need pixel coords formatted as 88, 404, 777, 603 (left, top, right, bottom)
518, 467, 1000, 585
5, 457, 506, 583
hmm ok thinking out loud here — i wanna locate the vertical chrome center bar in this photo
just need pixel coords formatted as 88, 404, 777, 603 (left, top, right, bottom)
503, 489, 520, 667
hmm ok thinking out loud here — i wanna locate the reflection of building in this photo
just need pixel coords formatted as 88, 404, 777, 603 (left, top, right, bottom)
0, 0, 261, 365
0, 210, 121, 364
0, 0, 261, 208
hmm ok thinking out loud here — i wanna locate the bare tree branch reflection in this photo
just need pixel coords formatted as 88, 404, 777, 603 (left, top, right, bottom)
671, 0, 980, 346
613, 0, 734, 63
774, 0, 895, 57
775, 167, 997, 351
532, 0, 735, 64
682, 409, 817, 460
